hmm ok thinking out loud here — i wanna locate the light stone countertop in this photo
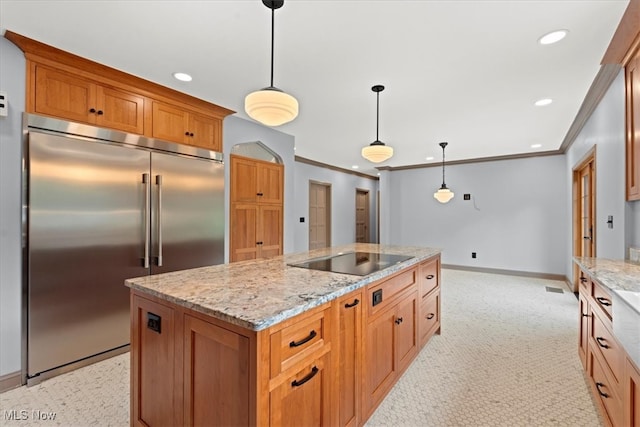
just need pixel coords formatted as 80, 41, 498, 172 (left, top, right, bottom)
126, 243, 441, 331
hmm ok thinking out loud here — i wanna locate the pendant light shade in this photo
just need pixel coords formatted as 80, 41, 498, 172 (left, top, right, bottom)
362, 85, 394, 163
245, 0, 298, 127
434, 142, 454, 203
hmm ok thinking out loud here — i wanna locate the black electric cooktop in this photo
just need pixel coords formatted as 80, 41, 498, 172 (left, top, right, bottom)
288, 252, 414, 276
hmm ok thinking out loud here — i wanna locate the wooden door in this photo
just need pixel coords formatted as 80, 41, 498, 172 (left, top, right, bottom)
309, 182, 330, 250
152, 101, 188, 143
259, 162, 284, 205
627, 47, 640, 200
269, 354, 332, 427
259, 205, 283, 259
189, 112, 221, 152
231, 204, 259, 262
231, 156, 259, 203
34, 65, 94, 124
395, 294, 417, 373
573, 151, 595, 290
338, 291, 362, 427
96, 85, 145, 134
355, 189, 370, 243
183, 315, 250, 427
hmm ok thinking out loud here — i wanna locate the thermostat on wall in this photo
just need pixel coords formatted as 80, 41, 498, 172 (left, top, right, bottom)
0, 91, 7, 117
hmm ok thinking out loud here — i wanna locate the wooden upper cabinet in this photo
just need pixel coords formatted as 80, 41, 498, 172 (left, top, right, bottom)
231, 156, 284, 205
33, 64, 145, 134
627, 45, 640, 200
152, 101, 222, 152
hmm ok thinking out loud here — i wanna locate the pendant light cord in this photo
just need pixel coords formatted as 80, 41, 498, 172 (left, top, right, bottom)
376, 91, 380, 141
270, 6, 275, 88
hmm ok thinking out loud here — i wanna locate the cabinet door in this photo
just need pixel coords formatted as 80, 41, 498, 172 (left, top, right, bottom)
578, 291, 589, 370
270, 354, 332, 427
96, 86, 145, 134
338, 291, 362, 427
627, 47, 640, 200
364, 308, 396, 414
258, 205, 283, 259
230, 204, 259, 262
152, 102, 188, 143
395, 294, 418, 373
258, 162, 284, 204
183, 314, 250, 427
34, 65, 94, 124
419, 291, 440, 348
131, 295, 179, 427
189, 112, 221, 152
231, 156, 259, 203
625, 357, 640, 427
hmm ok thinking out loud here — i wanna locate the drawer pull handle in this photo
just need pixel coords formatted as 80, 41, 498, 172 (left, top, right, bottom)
426, 313, 435, 320
596, 337, 610, 349
580, 277, 587, 283
582, 313, 590, 318
344, 299, 360, 308
291, 366, 318, 388
596, 297, 611, 307
257, 192, 264, 196
595, 382, 609, 398
426, 274, 435, 280
289, 330, 317, 347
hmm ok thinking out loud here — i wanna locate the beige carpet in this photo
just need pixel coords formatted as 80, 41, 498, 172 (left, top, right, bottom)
0, 269, 602, 426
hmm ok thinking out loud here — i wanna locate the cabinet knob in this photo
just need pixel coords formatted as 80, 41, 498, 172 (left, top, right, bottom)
97, 110, 104, 115
257, 192, 264, 196
394, 317, 403, 325
89, 108, 96, 113
185, 131, 190, 136
189, 132, 194, 137
426, 274, 435, 280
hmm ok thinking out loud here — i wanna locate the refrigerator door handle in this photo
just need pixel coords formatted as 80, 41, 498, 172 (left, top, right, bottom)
155, 174, 163, 267
142, 173, 150, 268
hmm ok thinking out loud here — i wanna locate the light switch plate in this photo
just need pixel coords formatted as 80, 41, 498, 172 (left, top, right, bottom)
0, 91, 7, 117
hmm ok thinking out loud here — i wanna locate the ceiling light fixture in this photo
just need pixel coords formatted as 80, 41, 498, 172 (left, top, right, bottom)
535, 98, 553, 107
434, 142, 454, 204
244, 0, 298, 127
362, 85, 394, 163
538, 29, 568, 45
172, 72, 192, 82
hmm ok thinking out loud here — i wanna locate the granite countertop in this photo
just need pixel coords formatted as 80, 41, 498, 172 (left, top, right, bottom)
126, 243, 441, 331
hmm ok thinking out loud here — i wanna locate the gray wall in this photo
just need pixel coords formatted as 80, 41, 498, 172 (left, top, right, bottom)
564, 69, 630, 280
292, 162, 379, 252
382, 155, 568, 275
0, 37, 25, 377
223, 115, 296, 258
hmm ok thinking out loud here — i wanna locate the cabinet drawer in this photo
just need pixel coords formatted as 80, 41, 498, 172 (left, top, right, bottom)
579, 270, 592, 295
419, 257, 439, 298
592, 281, 613, 321
590, 309, 623, 385
419, 292, 440, 346
588, 349, 623, 427
270, 307, 329, 378
367, 267, 417, 316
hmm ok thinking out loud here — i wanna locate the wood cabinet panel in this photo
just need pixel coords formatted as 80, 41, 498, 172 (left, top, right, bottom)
578, 291, 589, 370
338, 290, 362, 427
395, 293, 418, 373
593, 281, 614, 322
34, 65, 94, 123
188, 111, 221, 152
627, 45, 640, 200
625, 357, 640, 427
231, 157, 259, 203
230, 204, 259, 262
259, 162, 284, 204
588, 348, 623, 427
96, 85, 144, 134
259, 205, 283, 259
419, 257, 439, 298
367, 267, 417, 317
419, 291, 440, 348
152, 101, 188, 143
183, 314, 250, 427
364, 307, 396, 411
590, 308, 624, 386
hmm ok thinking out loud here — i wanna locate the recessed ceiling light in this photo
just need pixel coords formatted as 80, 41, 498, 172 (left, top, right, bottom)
531, 144, 542, 149
426, 156, 434, 161
538, 30, 568, 45
377, 173, 381, 176
535, 98, 553, 107
172, 72, 192, 82
352, 165, 359, 169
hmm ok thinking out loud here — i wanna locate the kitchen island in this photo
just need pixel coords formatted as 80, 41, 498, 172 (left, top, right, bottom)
126, 243, 441, 426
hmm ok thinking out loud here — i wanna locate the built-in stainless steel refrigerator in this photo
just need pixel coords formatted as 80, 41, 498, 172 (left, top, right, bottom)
23, 114, 224, 384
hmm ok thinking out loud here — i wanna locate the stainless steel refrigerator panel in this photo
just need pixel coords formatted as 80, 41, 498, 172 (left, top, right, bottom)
27, 132, 150, 376
149, 151, 225, 274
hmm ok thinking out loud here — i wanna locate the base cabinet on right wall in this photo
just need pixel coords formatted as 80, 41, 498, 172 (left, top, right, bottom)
578, 266, 640, 427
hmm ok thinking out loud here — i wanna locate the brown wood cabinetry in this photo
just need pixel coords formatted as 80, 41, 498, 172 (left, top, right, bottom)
33, 64, 145, 134
625, 357, 640, 427
152, 102, 222, 151
230, 155, 284, 262
418, 256, 441, 347
6, 31, 232, 152
337, 290, 363, 427
626, 44, 640, 200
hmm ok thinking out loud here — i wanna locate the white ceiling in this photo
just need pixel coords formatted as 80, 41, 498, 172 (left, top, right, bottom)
0, 0, 629, 175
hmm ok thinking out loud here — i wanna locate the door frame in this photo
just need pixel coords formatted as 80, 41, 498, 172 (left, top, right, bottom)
572, 147, 596, 291
355, 188, 370, 243
309, 181, 331, 250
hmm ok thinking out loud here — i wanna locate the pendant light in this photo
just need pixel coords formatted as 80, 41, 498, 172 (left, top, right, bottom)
362, 85, 394, 163
245, 0, 298, 127
434, 142, 454, 203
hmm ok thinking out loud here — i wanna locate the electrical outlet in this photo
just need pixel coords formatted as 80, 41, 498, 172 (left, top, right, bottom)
464, 194, 471, 200
472, 252, 477, 259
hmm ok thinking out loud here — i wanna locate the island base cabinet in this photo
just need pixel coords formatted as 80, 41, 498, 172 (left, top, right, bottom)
338, 290, 363, 427
183, 314, 250, 427
270, 354, 332, 427
626, 357, 640, 427
588, 347, 623, 427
